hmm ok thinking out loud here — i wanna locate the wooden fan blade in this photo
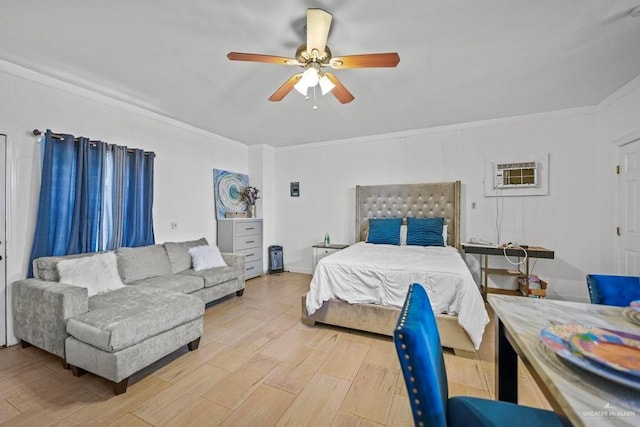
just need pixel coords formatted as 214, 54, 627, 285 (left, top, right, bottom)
324, 72, 354, 104
269, 73, 303, 102
227, 52, 299, 66
306, 8, 332, 58
329, 53, 400, 69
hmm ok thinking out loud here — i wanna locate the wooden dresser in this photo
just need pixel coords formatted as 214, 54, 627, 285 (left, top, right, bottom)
217, 218, 263, 279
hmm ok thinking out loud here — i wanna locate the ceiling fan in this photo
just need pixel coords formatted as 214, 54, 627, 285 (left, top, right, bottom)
227, 8, 400, 105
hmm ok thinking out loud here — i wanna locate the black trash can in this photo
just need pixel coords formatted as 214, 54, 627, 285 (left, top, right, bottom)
268, 245, 284, 274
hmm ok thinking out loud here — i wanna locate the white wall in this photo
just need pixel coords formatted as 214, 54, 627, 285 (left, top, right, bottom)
0, 61, 248, 345
273, 107, 610, 302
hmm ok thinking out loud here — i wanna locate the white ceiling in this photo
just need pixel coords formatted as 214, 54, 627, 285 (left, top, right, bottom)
2, 1, 640, 147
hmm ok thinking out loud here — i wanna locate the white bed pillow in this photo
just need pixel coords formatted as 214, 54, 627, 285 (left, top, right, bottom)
57, 252, 126, 297
189, 245, 228, 271
400, 223, 448, 245
400, 225, 408, 245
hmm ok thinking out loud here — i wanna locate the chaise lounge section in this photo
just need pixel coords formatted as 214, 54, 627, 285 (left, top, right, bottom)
65, 285, 204, 394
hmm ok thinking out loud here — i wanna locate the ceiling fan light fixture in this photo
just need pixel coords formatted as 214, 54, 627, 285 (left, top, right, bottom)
318, 74, 335, 95
303, 67, 319, 86
293, 79, 309, 96
294, 67, 321, 96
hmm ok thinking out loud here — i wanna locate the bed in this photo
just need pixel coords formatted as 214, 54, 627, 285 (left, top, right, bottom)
301, 181, 489, 356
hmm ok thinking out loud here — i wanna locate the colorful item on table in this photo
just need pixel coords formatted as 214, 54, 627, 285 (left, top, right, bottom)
540, 324, 640, 391
569, 331, 640, 378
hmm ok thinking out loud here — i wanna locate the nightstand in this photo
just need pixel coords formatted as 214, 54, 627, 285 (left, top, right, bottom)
312, 243, 349, 273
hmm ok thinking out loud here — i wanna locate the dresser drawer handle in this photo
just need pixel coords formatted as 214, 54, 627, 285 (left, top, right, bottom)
247, 266, 255, 270
245, 240, 255, 244
246, 253, 255, 257
245, 227, 255, 230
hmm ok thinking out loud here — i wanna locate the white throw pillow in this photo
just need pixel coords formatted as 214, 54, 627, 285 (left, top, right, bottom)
189, 245, 228, 271
57, 252, 126, 297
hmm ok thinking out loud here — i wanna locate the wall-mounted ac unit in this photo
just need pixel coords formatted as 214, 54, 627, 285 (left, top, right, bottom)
484, 154, 548, 197
494, 161, 538, 189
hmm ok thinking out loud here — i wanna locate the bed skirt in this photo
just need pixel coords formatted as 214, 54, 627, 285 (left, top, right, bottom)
300, 293, 476, 358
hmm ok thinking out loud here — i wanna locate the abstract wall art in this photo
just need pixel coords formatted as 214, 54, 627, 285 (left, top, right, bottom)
213, 169, 249, 219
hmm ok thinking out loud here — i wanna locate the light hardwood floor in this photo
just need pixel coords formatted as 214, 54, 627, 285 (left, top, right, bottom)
0, 273, 551, 426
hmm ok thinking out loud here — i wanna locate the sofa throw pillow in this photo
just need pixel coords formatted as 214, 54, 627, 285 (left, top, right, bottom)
366, 218, 402, 245
57, 252, 126, 297
407, 217, 445, 247
189, 245, 228, 271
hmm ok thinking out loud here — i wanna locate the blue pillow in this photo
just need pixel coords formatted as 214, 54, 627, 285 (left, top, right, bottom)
366, 218, 402, 245
406, 217, 445, 247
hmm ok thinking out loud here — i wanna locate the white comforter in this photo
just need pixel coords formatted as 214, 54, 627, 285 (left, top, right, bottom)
306, 242, 489, 349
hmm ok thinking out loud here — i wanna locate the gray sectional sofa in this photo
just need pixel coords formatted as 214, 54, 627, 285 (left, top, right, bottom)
12, 237, 245, 394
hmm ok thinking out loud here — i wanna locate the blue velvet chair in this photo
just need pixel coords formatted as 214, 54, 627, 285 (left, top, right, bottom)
586, 274, 640, 307
393, 283, 567, 427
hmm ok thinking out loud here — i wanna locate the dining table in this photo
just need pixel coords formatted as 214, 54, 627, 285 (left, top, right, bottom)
488, 294, 640, 427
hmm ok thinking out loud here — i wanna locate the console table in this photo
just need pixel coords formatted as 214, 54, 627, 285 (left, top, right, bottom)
462, 243, 554, 299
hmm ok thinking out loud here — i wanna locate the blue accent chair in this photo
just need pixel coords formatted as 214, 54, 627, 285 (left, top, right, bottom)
586, 274, 640, 307
393, 283, 568, 427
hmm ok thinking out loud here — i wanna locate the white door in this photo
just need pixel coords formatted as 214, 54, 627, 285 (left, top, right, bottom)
618, 139, 640, 275
0, 134, 5, 346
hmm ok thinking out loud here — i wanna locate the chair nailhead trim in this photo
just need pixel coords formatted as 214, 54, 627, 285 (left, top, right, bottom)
396, 285, 425, 426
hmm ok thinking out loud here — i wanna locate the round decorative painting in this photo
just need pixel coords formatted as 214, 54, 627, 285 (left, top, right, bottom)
214, 169, 249, 219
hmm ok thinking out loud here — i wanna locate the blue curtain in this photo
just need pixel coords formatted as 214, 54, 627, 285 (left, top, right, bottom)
123, 149, 155, 247
28, 130, 155, 276
67, 137, 106, 255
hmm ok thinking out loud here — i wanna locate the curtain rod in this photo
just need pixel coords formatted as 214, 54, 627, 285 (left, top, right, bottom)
33, 129, 154, 156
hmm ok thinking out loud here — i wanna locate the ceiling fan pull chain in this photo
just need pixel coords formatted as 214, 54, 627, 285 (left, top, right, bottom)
313, 85, 318, 110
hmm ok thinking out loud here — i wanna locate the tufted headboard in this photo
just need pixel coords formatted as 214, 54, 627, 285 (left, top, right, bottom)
355, 181, 461, 248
